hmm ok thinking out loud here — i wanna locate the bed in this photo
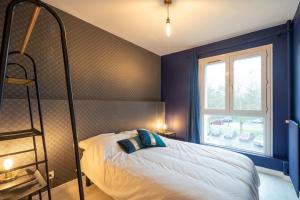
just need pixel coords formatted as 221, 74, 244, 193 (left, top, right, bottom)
79, 131, 260, 200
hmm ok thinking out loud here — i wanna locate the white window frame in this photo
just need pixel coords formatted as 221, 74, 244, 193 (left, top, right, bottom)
199, 44, 273, 156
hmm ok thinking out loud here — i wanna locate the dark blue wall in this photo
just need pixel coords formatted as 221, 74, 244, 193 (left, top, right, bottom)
161, 49, 194, 141
293, 4, 300, 124
290, 3, 300, 192
162, 24, 290, 171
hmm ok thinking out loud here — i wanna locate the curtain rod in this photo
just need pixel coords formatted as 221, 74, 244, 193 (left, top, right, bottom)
196, 25, 290, 58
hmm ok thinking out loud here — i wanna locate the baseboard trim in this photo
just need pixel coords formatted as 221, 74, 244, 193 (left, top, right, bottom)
32, 177, 85, 199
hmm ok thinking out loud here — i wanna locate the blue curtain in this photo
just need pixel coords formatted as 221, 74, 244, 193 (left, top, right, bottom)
187, 50, 200, 143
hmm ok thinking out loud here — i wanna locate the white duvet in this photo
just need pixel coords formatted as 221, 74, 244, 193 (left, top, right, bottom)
80, 133, 260, 200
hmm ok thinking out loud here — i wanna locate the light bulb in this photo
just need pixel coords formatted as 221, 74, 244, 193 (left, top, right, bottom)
166, 18, 171, 37
3, 158, 13, 170
156, 121, 162, 130
163, 124, 168, 130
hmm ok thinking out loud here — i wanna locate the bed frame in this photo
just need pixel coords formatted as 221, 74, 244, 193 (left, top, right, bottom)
79, 148, 93, 187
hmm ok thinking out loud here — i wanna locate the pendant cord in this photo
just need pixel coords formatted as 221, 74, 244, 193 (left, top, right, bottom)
167, 4, 170, 20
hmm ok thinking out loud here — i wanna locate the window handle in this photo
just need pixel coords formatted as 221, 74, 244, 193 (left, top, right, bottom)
207, 60, 222, 64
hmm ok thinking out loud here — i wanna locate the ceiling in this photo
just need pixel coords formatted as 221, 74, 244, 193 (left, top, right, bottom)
44, 0, 300, 56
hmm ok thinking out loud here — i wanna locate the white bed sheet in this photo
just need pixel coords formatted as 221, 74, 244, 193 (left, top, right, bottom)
81, 134, 260, 200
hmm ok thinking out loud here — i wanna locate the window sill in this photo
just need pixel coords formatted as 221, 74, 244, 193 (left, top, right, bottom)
200, 142, 271, 158
200, 142, 287, 171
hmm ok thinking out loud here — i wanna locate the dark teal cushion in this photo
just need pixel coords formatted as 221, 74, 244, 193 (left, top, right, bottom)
117, 135, 144, 154
137, 129, 166, 147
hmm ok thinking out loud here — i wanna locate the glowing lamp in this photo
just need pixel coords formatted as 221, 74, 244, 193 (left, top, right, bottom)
164, 0, 172, 37
0, 158, 16, 183
162, 124, 168, 131
4, 158, 13, 171
166, 18, 171, 37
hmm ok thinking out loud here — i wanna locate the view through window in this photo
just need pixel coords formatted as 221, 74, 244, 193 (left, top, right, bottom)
199, 45, 272, 155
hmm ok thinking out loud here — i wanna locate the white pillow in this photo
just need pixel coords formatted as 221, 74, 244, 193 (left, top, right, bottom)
79, 133, 115, 150
86, 133, 131, 160
118, 130, 138, 137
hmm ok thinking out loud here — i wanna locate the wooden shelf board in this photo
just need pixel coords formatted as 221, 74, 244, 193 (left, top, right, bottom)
0, 169, 47, 200
0, 129, 42, 141
5, 77, 34, 86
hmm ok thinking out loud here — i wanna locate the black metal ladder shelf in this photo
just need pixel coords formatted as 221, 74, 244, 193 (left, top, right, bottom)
0, 0, 84, 200
0, 129, 42, 141
0, 53, 50, 200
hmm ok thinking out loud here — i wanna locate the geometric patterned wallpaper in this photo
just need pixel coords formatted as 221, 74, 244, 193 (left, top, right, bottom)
0, 0, 161, 100
0, 0, 162, 187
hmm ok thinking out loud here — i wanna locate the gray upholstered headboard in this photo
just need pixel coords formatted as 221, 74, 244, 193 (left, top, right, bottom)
0, 99, 165, 186
75, 100, 165, 140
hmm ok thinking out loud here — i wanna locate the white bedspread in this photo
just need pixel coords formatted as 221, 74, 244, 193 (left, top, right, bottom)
80, 134, 260, 200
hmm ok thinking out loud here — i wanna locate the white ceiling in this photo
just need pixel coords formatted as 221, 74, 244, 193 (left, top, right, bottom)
44, 0, 300, 56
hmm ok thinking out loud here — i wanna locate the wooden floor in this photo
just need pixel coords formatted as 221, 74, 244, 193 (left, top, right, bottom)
33, 176, 112, 200
35, 172, 299, 200
51, 178, 112, 200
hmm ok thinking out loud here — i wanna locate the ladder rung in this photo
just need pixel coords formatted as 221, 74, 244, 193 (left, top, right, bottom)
0, 149, 35, 158
5, 77, 35, 86
0, 160, 46, 174
0, 129, 42, 141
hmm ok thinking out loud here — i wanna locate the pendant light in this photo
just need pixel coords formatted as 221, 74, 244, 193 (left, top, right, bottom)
165, 0, 172, 37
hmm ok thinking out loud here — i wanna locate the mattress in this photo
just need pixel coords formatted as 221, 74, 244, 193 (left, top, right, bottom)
80, 133, 260, 200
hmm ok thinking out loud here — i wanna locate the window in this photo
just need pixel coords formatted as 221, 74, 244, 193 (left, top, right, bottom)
204, 61, 226, 110
199, 45, 272, 155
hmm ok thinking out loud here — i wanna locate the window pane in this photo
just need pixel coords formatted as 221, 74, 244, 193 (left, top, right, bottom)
233, 56, 262, 110
204, 62, 226, 110
203, 115, 264, 154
